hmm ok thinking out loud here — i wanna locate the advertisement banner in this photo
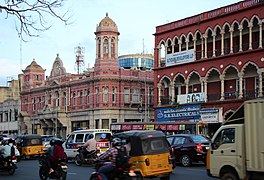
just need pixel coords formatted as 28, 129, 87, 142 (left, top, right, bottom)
156, 105, 200, 122
166, 49, 194, 66
177, 92, 205, 104
200, 109, 219, 123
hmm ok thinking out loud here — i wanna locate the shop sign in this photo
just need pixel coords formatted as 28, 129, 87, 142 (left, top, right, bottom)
156, 105, 200, 122
132, 124, 143, 130
111, 124, 121, 130
166, 49, 194, 66
200, 109, 219, 123
121, 124, 132, 130
143, 124, 155, 130
167, 124, 179, 131
177, 92, 205, 104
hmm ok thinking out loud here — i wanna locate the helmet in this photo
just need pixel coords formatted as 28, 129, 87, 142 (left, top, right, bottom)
50, 139, 56, 146
54, 139, 63, 146
111, 138, 121, 147
88, 134, 94, 139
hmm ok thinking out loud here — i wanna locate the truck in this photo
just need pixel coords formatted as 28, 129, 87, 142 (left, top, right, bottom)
206, 98, 264, 180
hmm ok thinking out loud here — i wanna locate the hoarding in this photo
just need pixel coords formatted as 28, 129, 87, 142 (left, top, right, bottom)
166, 49, 194, 66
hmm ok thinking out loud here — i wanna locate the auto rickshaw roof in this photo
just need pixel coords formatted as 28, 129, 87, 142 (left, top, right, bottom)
113, 130, 165, 140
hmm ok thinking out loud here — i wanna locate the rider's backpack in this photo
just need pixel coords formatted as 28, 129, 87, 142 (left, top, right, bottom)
115, 146, 129, 168
10, 145, 15, 156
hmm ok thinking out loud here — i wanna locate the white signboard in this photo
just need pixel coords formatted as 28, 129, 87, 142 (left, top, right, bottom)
200, 109, 219, 123
166, 49, 194, 66
177, 92, 205, 104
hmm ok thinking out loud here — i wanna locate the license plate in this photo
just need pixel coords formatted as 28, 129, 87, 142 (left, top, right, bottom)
61, 165, 68, 169
12, 160, 17, 163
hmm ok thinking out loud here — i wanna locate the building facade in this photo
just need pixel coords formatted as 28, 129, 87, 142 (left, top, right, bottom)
0, 79, 20, 135
19, 13, 154, 138
153, 0, 264, 136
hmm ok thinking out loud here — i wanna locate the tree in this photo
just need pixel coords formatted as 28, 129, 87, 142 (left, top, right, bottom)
0, 0, 71, 40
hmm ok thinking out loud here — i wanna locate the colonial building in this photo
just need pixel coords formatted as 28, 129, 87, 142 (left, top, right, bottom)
153, 0, 264, 136
19, 13, 154, 138
0, 79, 20, 135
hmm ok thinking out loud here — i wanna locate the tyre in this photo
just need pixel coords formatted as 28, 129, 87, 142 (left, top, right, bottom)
160, 174, 170, 180
61, 171, 67, 180
180, 155, 192, 167
89, 173, 101, 180
8, 166, 16, 175
39, 167, 48, 180
74, 154, 82, 166
221, 172, 238, 180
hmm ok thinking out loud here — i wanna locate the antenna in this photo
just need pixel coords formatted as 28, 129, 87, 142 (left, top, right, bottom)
74, 45, 85, 74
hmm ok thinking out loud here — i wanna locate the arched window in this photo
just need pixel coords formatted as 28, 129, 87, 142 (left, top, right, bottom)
103, 39, 109, 54
73, 92, 76, 106
55, 91, 60, 106
111, 38, 115, 55
103, 87, 108, 103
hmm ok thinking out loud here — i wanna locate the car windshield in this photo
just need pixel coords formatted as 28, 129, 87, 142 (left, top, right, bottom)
191, 135, 209, 143
42, 136, 54, 142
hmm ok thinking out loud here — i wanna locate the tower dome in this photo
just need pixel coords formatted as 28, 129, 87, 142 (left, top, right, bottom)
96, 13, 119, 34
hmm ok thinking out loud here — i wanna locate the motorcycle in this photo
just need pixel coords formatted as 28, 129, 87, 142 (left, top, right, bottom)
38, 154, 67, 180
89, 160, 136, 180
74, 146, 97, 166
0, 155, 17, 175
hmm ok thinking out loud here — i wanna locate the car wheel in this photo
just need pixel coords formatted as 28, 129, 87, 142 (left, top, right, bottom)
180, 155, 192, 167
221, 172, 238, 180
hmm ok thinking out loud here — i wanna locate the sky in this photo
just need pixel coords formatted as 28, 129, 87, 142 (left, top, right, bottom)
0, 0, 240, 86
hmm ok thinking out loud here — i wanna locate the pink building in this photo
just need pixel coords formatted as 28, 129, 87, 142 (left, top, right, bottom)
19, 14, 154, 138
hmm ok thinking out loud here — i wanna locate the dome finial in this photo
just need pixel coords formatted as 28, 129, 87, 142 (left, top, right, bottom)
106, 12, 108, 17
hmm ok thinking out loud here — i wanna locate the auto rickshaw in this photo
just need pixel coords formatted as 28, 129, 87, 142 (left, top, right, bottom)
113, 130, 173, 180
15, 134, 44, 159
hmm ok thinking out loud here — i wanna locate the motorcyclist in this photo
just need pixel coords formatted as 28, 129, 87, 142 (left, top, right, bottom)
0, 139, 12, 166
82, 134, 97, 158
97, 138, 122, 180
47, 139, 65, 174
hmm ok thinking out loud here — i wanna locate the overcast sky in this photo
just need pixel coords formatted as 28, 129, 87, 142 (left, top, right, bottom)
0, 0, 240, 86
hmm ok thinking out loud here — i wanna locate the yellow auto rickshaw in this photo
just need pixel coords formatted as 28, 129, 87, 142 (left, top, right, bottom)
113, 130, 173, 180
16, 134, 44, 159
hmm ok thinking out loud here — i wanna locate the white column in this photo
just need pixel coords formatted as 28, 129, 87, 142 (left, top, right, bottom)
238, 72, 244, 99
239, 25, 243, 52
204, 80, 208, 102
220, 75, 225, 100
203, 34, 208, 58
185, 80, 189, 94
230, 28, 234, 53
258, 69, 263, 97
179, 40, 182, 52
249, 23, 253, 50
201, 38, 204, 59
259, 22, 263, 48
171, 84, 175, 104
186, 40, 189, 50
221, 30, 224, 55
172, 43, 175, 53
212, 33, 216, 57
158, 83, 161, 106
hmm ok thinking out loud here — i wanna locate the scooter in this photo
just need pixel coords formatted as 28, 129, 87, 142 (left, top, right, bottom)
38, 154, 67, 180
0, 155, 17, 175
89, 160, 136, 180
74, 146, 97, 166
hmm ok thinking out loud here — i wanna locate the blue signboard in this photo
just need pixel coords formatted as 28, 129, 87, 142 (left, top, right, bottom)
156, 105, 201, 122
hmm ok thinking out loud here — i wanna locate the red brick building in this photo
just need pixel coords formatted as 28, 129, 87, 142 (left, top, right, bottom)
19, 14, 154, 138
153, 0, 264, 136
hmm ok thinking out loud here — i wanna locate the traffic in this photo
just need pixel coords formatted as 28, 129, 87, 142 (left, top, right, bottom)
0, 128, 211, 180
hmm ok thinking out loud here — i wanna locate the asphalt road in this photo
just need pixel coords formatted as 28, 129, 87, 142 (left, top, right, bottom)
0, 159, 217, 180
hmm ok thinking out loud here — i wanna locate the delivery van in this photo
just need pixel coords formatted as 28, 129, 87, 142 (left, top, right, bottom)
206, 98, 264, 180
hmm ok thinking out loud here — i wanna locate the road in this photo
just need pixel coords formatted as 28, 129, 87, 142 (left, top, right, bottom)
0, 159, 217, 180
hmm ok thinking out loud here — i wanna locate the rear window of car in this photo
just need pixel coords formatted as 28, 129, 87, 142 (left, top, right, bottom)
191, 135, 209, 143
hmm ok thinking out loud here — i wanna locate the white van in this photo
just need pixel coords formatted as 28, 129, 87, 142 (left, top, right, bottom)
63, 129, 112, 160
